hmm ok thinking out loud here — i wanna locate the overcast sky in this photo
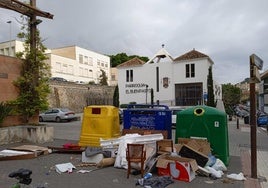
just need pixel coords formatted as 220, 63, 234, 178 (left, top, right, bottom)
0, 0, 267, 84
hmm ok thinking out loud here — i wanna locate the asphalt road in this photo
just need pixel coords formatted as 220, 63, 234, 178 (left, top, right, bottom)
2, 116, 266, 188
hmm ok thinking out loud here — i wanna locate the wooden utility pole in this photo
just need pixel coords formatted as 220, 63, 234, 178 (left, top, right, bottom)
249, 54, 263, 179
0, 0, 53, 59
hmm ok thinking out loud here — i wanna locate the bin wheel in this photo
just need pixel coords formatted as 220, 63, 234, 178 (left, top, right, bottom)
56, 117, 61, 122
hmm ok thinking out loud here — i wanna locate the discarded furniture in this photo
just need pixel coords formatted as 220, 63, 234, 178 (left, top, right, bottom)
156, 139, 173, 155
126, 143, 146, 178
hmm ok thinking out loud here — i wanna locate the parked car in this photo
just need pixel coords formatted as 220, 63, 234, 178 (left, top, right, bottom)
49, 77, 67, 82
169, 106, 185, 128
39, 108, 77, 122
257, 112, 268, 127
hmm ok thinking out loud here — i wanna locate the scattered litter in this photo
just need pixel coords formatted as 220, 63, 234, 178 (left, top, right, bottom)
204, 180, 214, 184
76, 163, 96, 167
77, 170, 92, 174
205, 166, 223, 179
55, 162, 76, 174
212, 159, 227, 171
136, 176, 174, 187
206, 154, 216, 166
197, 166, 211, 177
226, 172, 246, 181
112, 178, 119, 183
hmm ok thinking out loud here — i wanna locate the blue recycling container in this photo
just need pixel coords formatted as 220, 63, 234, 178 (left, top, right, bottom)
123, 104, 172, 138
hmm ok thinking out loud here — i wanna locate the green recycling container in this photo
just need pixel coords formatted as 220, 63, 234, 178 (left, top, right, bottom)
175, 105, 229, 166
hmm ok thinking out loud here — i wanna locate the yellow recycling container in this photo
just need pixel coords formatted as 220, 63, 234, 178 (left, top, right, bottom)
79, 105, 120, 146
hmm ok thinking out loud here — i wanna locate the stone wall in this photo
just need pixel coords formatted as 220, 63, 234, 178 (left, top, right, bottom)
48, 82, 115, 113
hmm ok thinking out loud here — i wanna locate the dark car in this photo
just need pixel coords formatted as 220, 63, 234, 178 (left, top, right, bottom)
49, 77, 67, 82
39, 108, 77, 122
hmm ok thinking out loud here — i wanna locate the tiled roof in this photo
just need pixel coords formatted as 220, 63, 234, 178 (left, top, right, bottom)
174, 49, 209, 61
117, 57, 145, 68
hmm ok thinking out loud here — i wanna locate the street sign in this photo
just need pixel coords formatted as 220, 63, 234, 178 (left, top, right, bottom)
250, 54, 263, 70
250, 66, 261, 83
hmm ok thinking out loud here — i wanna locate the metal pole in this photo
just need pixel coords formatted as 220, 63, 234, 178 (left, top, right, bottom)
145, 85, 148, 104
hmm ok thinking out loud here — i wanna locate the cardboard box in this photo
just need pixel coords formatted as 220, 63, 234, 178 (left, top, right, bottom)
178, 138, 211, 156
179, 144, 208, 167
156, 155, 198, 182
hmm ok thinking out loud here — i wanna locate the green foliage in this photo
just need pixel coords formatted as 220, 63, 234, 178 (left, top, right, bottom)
207, 66, 215, 107
113, 85, 119, 107
11, 16, 51, 123
88, 81, 96, 85
109, 53, 149, 67
222, 83, 241, 115
99, 69, 108, 85
0, 102, 12, 124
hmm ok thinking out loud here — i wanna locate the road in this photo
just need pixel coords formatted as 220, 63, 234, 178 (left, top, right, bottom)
40, 114, 83, 141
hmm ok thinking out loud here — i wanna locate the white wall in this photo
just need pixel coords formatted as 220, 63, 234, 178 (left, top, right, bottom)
118, 54, 220, 105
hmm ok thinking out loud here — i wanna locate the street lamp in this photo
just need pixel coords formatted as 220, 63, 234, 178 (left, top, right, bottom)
7, 20, 12, 56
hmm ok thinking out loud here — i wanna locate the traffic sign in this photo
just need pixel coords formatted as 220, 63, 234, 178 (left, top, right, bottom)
250, 54, 263, 70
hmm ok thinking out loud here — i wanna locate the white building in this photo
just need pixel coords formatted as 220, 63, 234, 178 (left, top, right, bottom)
117, 47, 222, 107
0, 40, 111, 85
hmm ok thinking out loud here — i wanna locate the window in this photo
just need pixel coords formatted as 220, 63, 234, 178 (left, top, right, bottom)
126, 69, 133, 82
88, 57, 93, 66
55, 62, 61, 72
111, 74, 116, 81
186, 63, 195, 78
62, 64, 68, 73
89, 69, 93, 78
97, 59, 100, 66
79, 67, 83, 76
175, 83, 202, 106
84, 56, 88, 64
68, 65, 74, 74
79, 54, 83, 64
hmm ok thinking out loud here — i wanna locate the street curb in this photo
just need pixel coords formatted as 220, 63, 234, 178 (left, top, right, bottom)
241, 150, 262, 188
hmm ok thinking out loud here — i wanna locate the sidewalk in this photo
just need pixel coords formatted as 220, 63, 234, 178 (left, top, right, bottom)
233, 119, 268, 188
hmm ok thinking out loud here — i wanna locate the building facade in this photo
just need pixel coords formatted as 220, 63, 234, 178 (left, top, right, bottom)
117, 47, 222, 107
0, 40, 112, 85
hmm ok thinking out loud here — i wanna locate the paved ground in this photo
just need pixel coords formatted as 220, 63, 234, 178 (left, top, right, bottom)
0, 116, 267, 188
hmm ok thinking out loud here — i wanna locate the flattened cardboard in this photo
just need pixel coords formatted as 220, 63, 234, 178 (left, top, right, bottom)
0, 149, 35, 161
9, 145, 49, 156
156, 155, 198, 182
178, 138, 211, 156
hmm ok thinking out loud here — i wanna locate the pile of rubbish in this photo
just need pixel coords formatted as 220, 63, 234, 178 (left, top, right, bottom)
1, 133, 246, 187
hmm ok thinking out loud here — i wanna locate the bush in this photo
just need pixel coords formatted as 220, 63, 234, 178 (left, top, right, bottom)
0, 102, 12, 124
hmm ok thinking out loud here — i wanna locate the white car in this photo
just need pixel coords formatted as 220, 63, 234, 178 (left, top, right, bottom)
39, 108, 77, 122
169, 106, 185, 128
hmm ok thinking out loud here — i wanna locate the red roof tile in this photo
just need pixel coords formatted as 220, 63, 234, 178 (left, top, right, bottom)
174, 49, 209, 61
117, 57, 145, 68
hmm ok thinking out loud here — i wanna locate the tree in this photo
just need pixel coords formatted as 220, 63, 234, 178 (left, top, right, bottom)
109, 53, 149, 67
113, 85, 119, 107
99, 69, 108, 85
207, 66, 215, 107
222, 83, 241, 115
11, 16, 51, 123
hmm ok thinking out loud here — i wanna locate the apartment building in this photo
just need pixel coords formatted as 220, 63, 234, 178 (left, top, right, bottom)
0, 40, 112, 85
